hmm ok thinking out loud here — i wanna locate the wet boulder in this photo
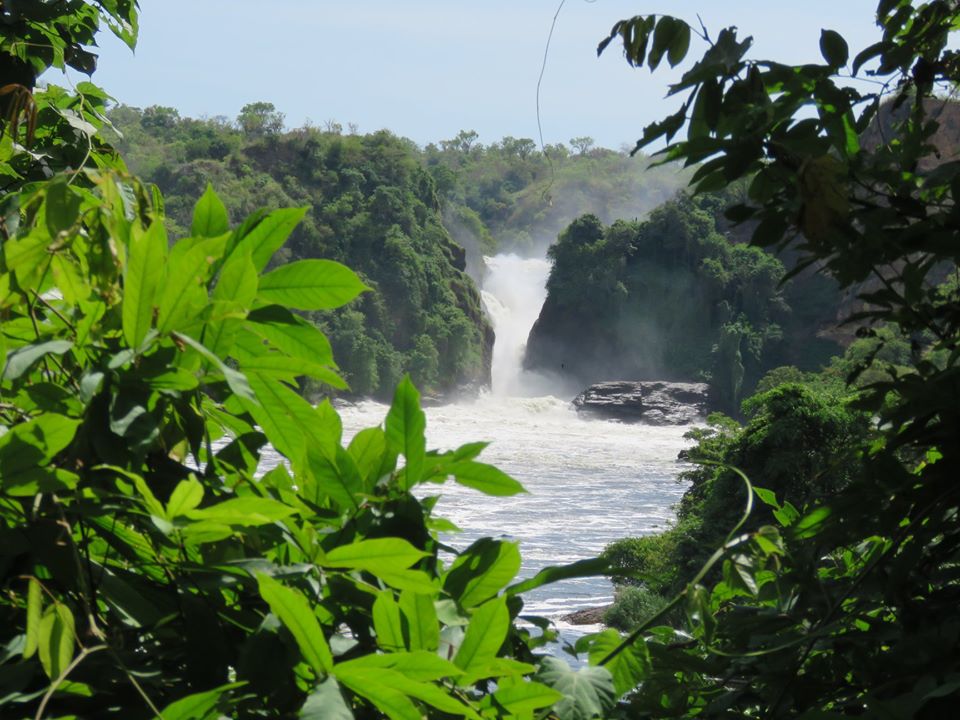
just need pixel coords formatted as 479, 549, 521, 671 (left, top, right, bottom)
573, 381, 709, 425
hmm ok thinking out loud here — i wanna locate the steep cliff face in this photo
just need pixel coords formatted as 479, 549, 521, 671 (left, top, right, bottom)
524, 194, 842, 410
111, 108, 493, 399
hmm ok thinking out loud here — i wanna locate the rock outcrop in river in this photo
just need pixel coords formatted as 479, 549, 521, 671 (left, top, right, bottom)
573, 380, 709, 425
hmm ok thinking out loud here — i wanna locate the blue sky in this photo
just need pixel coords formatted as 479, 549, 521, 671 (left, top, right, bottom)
88, 1, 881, 150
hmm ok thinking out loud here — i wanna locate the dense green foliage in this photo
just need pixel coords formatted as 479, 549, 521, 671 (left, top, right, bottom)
107, 107, 491, 399
605, 380, 867, 624
422, 132, 688, 259
526, 190, 841, 410
0, 7, 628, 720
590, 2, 960, 716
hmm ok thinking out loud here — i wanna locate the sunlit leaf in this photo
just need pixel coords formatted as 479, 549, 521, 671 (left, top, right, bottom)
38, 604, 75, 680
122, 220, 167, 348
385, 376, 426, 488
257, 259, 369, 310
453, 596, 509, 676
192, 183, 230, 238
256, 573, 333, 676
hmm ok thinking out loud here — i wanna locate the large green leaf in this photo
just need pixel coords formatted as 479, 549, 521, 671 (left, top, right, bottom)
0, 413, 80, 489
256, 573, 333, 676
23, 578, 42, 659
233, 206, 308, 271
236, 354, 346, 389
257, 259, 369, 310
213, 249, 258, 307
399, 590, 439, 652
339, 651, 462, 682
122, 220, 167, 348
488, 680, 565, 715
159, 683, 245, 720
300, 677, 354, 720
165, 477, 204, 519
2, 339, 73, 382
37, 604, 75, 680
453, 596, 509, 676
304, 445, 363, 510
447, 460, 526, 497
239, 372, 307, 465
348, 427, 390, 489
157, 236, 226, 334
324, 538, 428, 575
365, 668, 480, 718
444, 538, 521, 608
335, 667, 420, 720
507, 557, 611, 596
175, 332, 255, 403
373, 591, 405, 652
191, 183, 230, 238
385, 376, 426, 488
244, 306, 334, 366
187, 496, 297, 526
535, 657, 616, 720
585, 629, 651, 696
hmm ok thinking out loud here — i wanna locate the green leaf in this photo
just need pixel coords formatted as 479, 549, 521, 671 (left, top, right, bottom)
38, 604, 75, 680
166, 477, 204, 519
305, 445, 363, 510
348, 427, 390, 489
324, 538, 428, 575
213, 250, 258, 307
24, 578, 42, 659
257, 259, 369, 310
0, 413, 81, 488
453, 596, 509, 675
175, 332, 255, 403
256, 573, 333, 676
447, 461, 526, 497
399, 590, 440, 652
535, 656, 616, 720
157, 236, 226, 334
340, 651, 462, 682
44, 179, 81, 236
187, 496, 297, 526
192, 183, 230, 238
490, 680, 564, 715
2, 339, 73, 382
385, 376, 426, 488
444, 539, 521, 608
122, 220, 167, 348
373, 591, 405, 652
335, 667, 420, 720
51, 254, 89, 304
300, 677, 354, 720
819, 29, 849, 67
507, 557, 610, 596
244, 306, 334, 366
159, 682, 246, 720
236, 354, 347, 389
234, 206, 308, 272
667, 21, 691, 66
585, 629, 651, 695
240, 372, 308, 465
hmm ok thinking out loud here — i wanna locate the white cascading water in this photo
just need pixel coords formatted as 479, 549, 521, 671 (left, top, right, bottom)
479, 253, 554, 397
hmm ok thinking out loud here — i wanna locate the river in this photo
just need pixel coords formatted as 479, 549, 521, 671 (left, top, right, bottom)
330, 253, 694, 633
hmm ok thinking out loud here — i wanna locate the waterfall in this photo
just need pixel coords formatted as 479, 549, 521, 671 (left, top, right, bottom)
480, 253, 564, 397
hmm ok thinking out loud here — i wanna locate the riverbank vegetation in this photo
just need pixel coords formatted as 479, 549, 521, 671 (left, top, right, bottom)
3, 1, 959, 718
593, 2, 960, 715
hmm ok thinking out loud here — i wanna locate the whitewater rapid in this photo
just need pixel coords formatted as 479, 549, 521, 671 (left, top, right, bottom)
333, 396, 692, 626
